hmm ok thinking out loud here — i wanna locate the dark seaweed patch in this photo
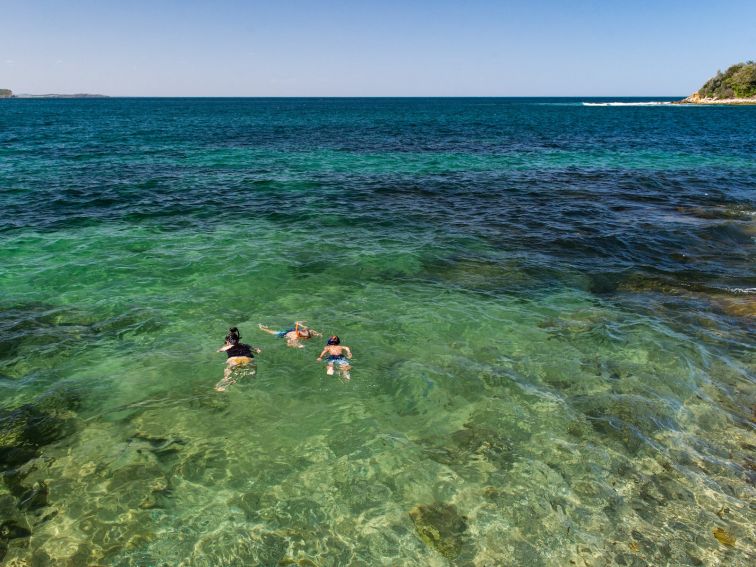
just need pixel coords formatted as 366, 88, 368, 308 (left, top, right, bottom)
0, 405, 76, 471
0, 518, 33, 562
409, 502, 468, 559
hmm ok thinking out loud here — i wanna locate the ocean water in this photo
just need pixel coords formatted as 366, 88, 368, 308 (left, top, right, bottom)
0, 97, 754, 566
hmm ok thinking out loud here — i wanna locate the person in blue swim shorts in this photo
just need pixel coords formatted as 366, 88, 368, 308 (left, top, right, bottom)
316, 335, 353, 382
258, 321, 321, 348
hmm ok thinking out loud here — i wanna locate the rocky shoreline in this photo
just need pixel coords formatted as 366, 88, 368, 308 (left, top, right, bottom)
675, 92, 756, 105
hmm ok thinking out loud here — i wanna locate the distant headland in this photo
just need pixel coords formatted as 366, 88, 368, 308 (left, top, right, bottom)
677, 61, 756, 105
0, 89, 108, 99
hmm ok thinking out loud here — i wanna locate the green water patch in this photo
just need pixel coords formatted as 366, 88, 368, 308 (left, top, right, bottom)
173, 147, 756, 176
0, 218, 754, 564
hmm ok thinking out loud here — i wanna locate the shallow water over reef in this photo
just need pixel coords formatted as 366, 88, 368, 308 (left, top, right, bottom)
0, 98, 754, 565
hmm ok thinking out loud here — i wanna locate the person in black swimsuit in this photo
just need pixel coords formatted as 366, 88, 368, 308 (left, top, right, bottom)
215, 327, 260, 391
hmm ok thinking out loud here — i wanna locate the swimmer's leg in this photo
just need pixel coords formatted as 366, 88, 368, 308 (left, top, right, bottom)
339, 363, 352, 382
258, 324, 279, 335
326, 363, 335, 376
215, 375, 236, 392
215, 362, 238, 392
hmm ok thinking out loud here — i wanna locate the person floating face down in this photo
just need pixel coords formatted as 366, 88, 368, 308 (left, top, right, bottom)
258, 321, 321, 348
215, 327, 260, 392
316, 335, 353, 382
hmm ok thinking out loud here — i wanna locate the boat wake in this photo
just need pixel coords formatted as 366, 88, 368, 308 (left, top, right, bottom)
582, 101, 674, 107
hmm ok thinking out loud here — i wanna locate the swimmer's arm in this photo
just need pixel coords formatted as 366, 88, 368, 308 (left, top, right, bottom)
343, 346, 353, 359
316, 347, 329, 361
217, 344, 232, 352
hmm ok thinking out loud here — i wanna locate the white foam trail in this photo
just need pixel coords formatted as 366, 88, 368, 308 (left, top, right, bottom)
582, 102, 674, 107
727, 287, 756, 295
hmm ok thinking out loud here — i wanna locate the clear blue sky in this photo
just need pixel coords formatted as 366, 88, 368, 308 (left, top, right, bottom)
1, 0, 754, 96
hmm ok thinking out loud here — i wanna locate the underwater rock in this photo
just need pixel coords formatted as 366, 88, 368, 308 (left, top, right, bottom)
715, 297, 756, 318
128, 432, 186, 465
579, 357, 628, 382
539, 314, 618, 349
616, 274, 755, 320
0, 519, 32, 563
0, 446, 38, 469
617, 275, 718, 296
587, 272, 624, 294
18, 481, 48, 511
0, 404, 76, 471
229, 491, 262, 520
0, 520, 31, 540
4, 464, 50, 513
675, 205, 753, 221
334, 477, 393, 515
482, 486, 500, 499
277, 557, 319, 567
34, 383, 83, 414
573, 394, 677, 454
30, 540, 96, 567
452, 425, 513, 466
409, 502, 468, 559
423, 423, 515, 471
252, 532, 296, 565
0, 495, 17, 518
712, 527, 736, 547
566, 416, 593, 439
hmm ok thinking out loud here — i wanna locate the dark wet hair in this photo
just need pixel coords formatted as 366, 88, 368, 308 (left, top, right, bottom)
327, 335, 340, 345
226, 327, 241, 345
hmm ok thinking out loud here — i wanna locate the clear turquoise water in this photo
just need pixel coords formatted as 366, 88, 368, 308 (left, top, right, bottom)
0, 98, 754, 565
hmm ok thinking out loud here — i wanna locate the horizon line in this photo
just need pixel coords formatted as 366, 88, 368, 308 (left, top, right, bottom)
5, 95, 687, 99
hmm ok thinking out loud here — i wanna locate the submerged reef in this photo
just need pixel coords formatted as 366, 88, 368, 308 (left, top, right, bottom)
409, 502, 468, 559
0, 384, 81, 561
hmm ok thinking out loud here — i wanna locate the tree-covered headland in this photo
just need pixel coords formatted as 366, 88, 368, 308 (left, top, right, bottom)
697, 61, 756, 99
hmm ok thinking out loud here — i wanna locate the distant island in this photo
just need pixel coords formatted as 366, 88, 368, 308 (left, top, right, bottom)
0, 89, 108, 99
678, 61, 756, 105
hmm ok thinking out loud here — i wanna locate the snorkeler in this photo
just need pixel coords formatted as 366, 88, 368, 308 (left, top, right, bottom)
316, 336, 353, 382
215, 327, 260, 392
258, 321, 321, 348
